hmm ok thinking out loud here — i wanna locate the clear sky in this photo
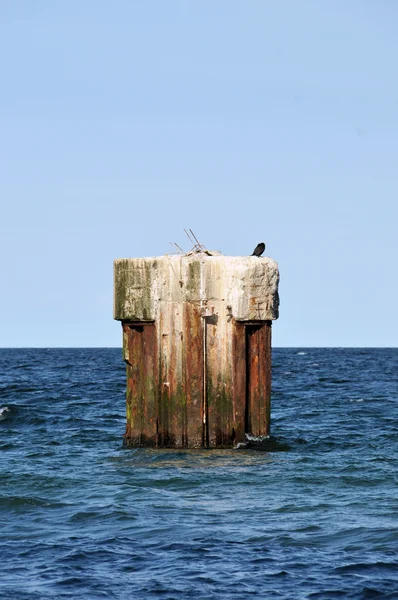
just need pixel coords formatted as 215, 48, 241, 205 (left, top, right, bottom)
1, 1, 397, 347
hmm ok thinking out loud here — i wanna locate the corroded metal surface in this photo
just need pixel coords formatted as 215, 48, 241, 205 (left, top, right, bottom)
117, 254, 278, 449
232, 321, 247, 445
206, 311, 235, 448
246, 322, 272, 437
183, 303, 204, 448
123, 322, 157, 447
122, 317, 273, 448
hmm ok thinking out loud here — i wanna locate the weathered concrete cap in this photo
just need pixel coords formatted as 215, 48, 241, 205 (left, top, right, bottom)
114, 254, 279, 322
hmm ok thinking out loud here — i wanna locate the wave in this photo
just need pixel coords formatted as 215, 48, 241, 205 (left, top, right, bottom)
235, 434, 291, 451
0, 406, 10, 419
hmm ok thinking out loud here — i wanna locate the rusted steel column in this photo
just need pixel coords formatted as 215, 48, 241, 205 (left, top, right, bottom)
157, 303, 186, 447
232, 320, 247, 445
246, 321, 272, 437
264, 321, 272, 436
206, 315, 236, 448
183, 303, 204, 448
122, 322, 157, 447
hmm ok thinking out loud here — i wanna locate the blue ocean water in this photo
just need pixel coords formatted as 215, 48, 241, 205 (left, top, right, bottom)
1, 348, 397, 600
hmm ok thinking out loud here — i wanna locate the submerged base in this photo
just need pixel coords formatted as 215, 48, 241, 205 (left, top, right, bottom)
122, 433, 236, 450
122, 433, 287, 451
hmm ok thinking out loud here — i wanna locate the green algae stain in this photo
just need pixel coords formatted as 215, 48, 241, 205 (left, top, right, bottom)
187, 260, 201, 296
114, 259, 153, 320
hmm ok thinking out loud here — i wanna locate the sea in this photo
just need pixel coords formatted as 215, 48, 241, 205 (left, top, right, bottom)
1, 348, 397, 600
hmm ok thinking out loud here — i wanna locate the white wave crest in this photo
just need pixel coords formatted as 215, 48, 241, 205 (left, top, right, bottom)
235, 433, 271, 449
245, 433, 271, 443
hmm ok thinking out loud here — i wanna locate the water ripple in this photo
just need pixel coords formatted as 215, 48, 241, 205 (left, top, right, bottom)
0, 348, 397, 599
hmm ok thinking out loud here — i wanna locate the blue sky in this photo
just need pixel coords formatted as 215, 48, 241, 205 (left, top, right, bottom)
1, 1, 397, 347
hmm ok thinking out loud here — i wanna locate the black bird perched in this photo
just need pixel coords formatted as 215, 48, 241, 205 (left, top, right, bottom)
251, 242, 265, 257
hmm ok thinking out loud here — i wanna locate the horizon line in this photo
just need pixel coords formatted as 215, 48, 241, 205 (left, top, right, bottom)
0, 346, 397, 350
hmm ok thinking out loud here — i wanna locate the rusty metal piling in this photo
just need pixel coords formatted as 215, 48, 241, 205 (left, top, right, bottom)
114, 253, 279, 448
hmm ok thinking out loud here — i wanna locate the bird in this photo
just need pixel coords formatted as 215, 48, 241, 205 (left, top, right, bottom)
251, 242, 265, 257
